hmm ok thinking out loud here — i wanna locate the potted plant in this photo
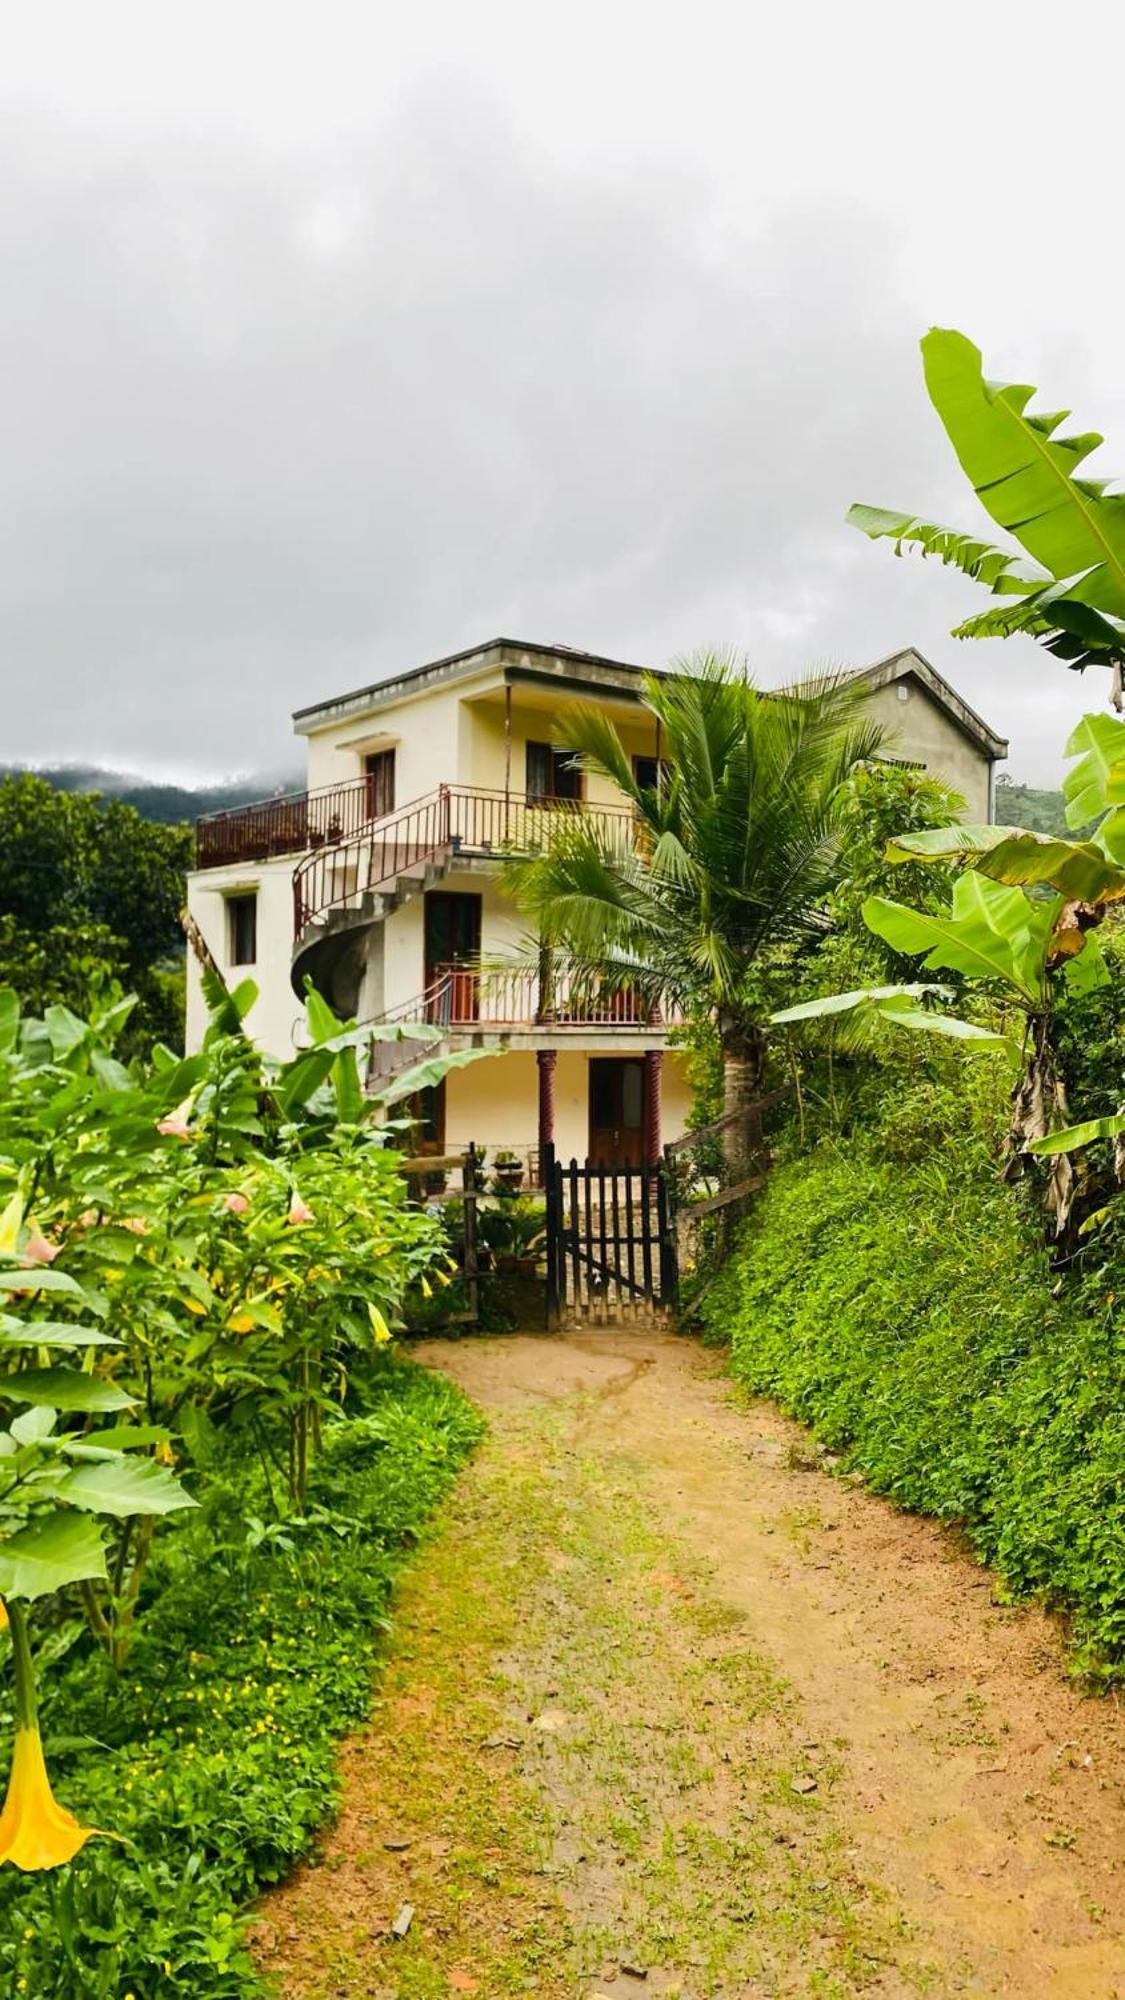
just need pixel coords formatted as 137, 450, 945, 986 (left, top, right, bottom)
478, 1199, 546, 1274
492, 1149, 525, 1195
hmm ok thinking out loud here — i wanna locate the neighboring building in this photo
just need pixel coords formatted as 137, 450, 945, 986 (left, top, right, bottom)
185, 637, 1007, 1172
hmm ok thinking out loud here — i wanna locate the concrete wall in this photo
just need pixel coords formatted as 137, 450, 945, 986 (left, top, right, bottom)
443, 1046, 692, 1161
861, 678, 993, 819
185, 855, 305, 1058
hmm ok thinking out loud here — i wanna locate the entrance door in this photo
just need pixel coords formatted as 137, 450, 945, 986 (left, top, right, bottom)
588, 1057, 646, 1166
424, 891, 482, 1021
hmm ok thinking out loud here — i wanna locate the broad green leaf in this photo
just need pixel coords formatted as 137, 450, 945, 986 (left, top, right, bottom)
921, 329, 1125, 625
889, 818, 1125, 900
1063, 712, 1125, 827
10, 1403, 58, 1445
332, 1046, 365, 1125
870, 1007, 1014, 1052
1028, 1113, 1125, 1157
56, 1456, 197, 1517
62, 1424, 173, 1457
1061, 933, 1110, 995
846, 505, 1050, 594
771, 983, 951, 1024
0, 1269, 81, 1296
862, 871, 1053, 1008
304, 983, 345, 1046
0, 1512, 107, 1600
372, 1046, 500, 1112
884, 823, 1020, 863
44, 1004, 90, 1060
0, 1320, 118, 1350
0, 1370, 134, 1413
0, 988, 19, 1055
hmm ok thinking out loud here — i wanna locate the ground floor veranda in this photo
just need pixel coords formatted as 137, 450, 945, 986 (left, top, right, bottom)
410, 1042, 692, 1182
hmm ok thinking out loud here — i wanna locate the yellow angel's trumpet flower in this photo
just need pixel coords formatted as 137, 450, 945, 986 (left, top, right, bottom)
0, 1600, 106, 1871
0, 1192, 24, 1259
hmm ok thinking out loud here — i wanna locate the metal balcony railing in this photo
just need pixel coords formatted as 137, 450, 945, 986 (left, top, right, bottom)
368, 959, 680, 1034
196, 776, 377, 869
291, 784, 637, 939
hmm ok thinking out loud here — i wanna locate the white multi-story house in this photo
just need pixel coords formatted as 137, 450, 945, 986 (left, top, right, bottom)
185, 637, 1007, 1172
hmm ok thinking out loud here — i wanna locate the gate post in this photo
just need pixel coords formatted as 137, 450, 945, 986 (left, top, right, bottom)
656, 1156, 678, 1311
542, 1141, 560, 1332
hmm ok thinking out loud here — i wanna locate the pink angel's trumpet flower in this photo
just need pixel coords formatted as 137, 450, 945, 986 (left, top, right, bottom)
22, 1225, 60, 1267
287, 1194, 314, 1226
223, 1191, 250, 1216
156, 1096, 194, 1142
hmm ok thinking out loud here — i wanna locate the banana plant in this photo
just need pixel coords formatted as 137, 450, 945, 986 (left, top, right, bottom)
773, 857, 1110, 1231
848, 328, 1125, 702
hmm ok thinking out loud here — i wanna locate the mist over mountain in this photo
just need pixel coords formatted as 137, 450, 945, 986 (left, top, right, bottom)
0, 763, 304, 825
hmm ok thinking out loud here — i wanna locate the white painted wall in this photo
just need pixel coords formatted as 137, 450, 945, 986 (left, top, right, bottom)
185, 855, 305, 1059
443, 1046, 692, 1161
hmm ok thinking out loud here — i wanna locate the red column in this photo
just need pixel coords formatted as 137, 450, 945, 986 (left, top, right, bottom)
537, 1049, 557, 1171
644, 1048, 662, 1166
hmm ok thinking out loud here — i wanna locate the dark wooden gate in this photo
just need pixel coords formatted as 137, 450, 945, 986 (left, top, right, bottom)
543, 1143, 677, 1329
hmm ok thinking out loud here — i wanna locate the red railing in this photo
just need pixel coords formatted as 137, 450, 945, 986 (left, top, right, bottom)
196, 776, 376, 869
367, 959, 681, 1034
292, 785, 637, 939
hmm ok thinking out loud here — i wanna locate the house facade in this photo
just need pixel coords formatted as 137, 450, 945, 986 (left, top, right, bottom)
185, 638, 1007, 1173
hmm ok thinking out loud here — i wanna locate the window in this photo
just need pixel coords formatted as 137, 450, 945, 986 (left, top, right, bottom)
227, 892, 258, 966
632, 755, 672, 796
364, 748, 396, 821
527, 741, 583, 803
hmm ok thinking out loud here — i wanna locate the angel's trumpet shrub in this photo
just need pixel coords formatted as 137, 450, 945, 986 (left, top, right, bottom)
0, 1601, 104, 1871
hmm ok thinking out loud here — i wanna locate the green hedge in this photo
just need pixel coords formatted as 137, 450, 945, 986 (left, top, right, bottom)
702, 1129, 1125, 1679
0, 1356, 484, 1999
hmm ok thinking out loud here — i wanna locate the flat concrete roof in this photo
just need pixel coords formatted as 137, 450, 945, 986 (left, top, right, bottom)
293, 637, 659, 734
293, 634, 1009, 761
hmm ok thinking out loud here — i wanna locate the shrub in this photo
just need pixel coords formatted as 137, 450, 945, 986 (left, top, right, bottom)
0, 1354, 483, 1998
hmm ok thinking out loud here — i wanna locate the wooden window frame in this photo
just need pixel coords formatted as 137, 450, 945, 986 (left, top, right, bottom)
227, 891, 258, 967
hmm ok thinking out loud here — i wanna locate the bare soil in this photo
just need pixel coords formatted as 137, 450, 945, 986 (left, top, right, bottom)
254, 1333, 1125, 1999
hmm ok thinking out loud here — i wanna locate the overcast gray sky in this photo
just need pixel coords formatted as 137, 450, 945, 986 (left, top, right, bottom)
3, 1, 1123, 784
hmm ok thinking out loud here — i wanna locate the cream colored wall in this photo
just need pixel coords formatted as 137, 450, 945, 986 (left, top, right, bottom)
376, 867, 523, 1016
303, 681, 467, 803
443, 1046, 691, 1160
185, 856, 304, 1058
862, 682, 992, 819
302, 678, 661, 815
462, 696, 660, 808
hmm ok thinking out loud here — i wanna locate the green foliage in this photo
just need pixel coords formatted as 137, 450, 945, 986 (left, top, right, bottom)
702, 1097, 1125, 1680
0, 1355, 483, 1997
508, 656, 885, 1026
0, 776, 193, 1058
849, 327, 1125, 676
994, 775, 1074, 838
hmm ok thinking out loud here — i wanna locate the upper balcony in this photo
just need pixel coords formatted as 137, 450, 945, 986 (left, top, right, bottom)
195, 776, 377, 869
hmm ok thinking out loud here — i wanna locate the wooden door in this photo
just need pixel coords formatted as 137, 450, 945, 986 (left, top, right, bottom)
424, 891, 482, 1020
588, 1057, 645, 1166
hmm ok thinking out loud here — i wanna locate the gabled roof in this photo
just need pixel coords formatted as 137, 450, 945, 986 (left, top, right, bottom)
294, 635, 1008, 761
850, 646, 1008, 761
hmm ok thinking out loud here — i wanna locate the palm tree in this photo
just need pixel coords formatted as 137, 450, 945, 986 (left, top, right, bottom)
507, 653, 884, 1170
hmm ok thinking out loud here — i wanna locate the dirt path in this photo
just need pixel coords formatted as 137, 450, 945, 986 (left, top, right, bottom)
255, 1333, 1125, 1999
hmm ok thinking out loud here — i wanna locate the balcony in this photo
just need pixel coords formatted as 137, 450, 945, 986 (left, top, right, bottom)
195, 776, 377, 869
380, 959, 681, 1035
291, 785, 638, 938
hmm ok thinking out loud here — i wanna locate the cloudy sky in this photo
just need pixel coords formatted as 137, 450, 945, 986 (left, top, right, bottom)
4, 1, 1123, 783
